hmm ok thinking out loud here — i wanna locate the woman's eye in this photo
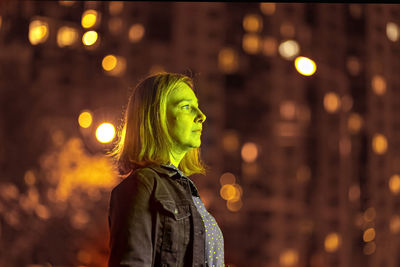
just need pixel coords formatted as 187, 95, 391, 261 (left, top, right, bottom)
182, 105, 190, 110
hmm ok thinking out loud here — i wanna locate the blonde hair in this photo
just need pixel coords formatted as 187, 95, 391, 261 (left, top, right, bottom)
107, 72, 208, 178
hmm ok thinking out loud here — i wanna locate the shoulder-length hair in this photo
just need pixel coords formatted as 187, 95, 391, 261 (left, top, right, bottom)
107, 72, 208, 178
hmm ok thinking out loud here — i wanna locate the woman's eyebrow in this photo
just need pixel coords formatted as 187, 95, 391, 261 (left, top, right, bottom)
177, 99, 199, 104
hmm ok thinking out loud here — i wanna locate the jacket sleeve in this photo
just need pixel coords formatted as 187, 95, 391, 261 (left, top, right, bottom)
108, 171, 155, 267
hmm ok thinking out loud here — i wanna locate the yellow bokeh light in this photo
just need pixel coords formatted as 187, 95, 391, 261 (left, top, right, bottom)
389, 174, 400, 194
218, 47, 239, 74
82, 30, 98, 46
279, 249, 299, 267
363, 228, 375, 242
389, 215, 400, 234
222, 130, 239, 152
278, 40, 300, 60
24, 170, 36, 186
372, 133, 388, 155
102, 55, 117, 71
226, 198, 242, 212
128, 24, 145, 43
262, 36, 277, 56
371, 75, 386, 95
242, 33, 261, 54
57, 26, 78, 47
81, 9, 98, 29
386, 22, 399, 42
29, 20, 49, 45
260, 3, 275, 15
324, 232, 340, 252
109, 1, 124, 15
323, 92, 341, 113
241, 142, 258, 163
243, 14, 263, 33
96, 123, 115, 143
59, 1, 75, 7
78, 111, 93, 128
294, 56, 317, 76
220, 172, 236, 186
363, 241, 376, 255
348, 113, 363, 134
220, 184, 237, 201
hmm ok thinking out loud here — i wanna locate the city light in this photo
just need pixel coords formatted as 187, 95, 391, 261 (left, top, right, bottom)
81, 9, 98, 29
279, 249, 299, 267
386, 22, 399, 42
218, 47, 239, 74
324, 232, 340, 252
219, 172, 236, 186
58, 1, 75, 6
346, 56, 361, 76
348, 113, 363, 134
102, 55, 117, 71
260, 3, 276, 15
363, 228, 375, 242
242, 14, 263, 33
294, 56, 316, 76
222, 130, 239, 152
242, 33, 261, 54
323, 92, 341, 113
363, 241, 376, 255
82, 30, 98, 46
128, 23, 145, 43
226, 198, 242, 212
241, 142, 258, 163
78, 111, 93, 128
389, 215, 400, 234
278, 40, 299, 60
363, 207, 376, 222
220, 184, 237, 201
262, 36, 277, 56
57, 26, 78, 47
96, 123, 115, 143
280, 22, 295, 38
29, 20, 49, 45
372, 133, 388, 155
280, 100, 296, 120
389, 174, 400, 194
102, 55, 126, 76
109, 1, 124, 15
371, 75, 386, 95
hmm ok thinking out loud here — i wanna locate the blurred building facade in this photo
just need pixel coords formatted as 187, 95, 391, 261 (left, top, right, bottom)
1, 2, 400, 267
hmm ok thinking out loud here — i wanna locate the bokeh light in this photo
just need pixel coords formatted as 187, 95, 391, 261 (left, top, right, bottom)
78, 111, 93, 128
218, 47, 239, 74
260, 3, 276, 15
226, 198, 243, 212
279, 249, 299, 266
280, 100, 296, 120
363, 241, 376, 255
109, 1, 124, 15
220, 184, 237, 201
324, 232, 340, 252
294, 56, 317, 76
363, 207, 376, 222
128, 23, 145, 43
262, 36, 277, 56
389, 215, 400, 234
57, 26, 78, 47
372, 133, 388, 155
278, 40, 300, 60
363, 228, 375, 242
323, 92, 341, 113
348, 113, 363, 134
346, 56, 361, 76
102, 55, 126, 76
241, 142, 258, 163
82, 30, 98, 46
58, 1, 75, 6
242, 33, 261, 54
220, 172, 236, 186
81, 9, 99, 29
102, 55, 117, 71
29, 20, 49, 45
371, 75, 386, 95
386, 22, 399, 42
389, 174, 400, 194
24, 170, 36, 186
348, 184, 360, 202
96, 123, 115, 143
242, 14, 263, 33
280, 22, 295, 38
222, 130, 240, 152
108, 17, 123, 35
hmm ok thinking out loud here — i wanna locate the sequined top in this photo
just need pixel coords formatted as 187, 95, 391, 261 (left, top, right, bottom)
161, 164, 225, 267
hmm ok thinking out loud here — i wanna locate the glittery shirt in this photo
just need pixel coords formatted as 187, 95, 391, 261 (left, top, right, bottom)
161, 164, 225, 267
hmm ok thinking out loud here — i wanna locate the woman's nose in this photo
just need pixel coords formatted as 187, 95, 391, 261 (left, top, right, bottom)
196, 108, 206, 123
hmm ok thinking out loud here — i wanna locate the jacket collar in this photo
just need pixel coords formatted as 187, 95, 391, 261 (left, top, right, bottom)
147, 163, 200, 197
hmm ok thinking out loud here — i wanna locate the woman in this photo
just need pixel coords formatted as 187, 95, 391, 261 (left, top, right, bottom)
107, 72, 225, 267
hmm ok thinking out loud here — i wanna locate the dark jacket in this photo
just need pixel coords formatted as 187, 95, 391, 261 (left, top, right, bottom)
108, 163, 206, 267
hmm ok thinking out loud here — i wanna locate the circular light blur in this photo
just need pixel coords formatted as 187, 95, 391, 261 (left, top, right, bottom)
280, 22, 295, 38
57, 26, 78, 47
389, 174, 400, 194
226, 198, 242, 212
129, 24, 145, 43
109, 1, 124, 15
242, 14, 263, 33
294, 56, 316, 76
82, 30, 98, 46
96, 123, 115, 143
363, 228, 375, 242
220, 172, 236, 186
242, 33, 261, 54
390, 215, 400, 234
102, 55, 117, 71
324, 232, 340, 252
241, 142, 258, 163
78, 111, 93, 128
279, 249, 299, 267
81, 9, 98, 29
218, 47, 239, 74
348, 113, 363, 133
323, 92, 341, 113
386, 22, 399, 42
220, 184, 237, 201
29, 20, 49, 45
363, 241, 376, 255
262, 37, 277, 56
222, 130, 239, 152
260, 3, 275, 15
372, 133, 388, 155
371, 75, 386, 95
278, 40, 300, 60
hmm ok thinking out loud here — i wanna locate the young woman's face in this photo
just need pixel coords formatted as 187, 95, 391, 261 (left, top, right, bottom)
166, 82, 206, 152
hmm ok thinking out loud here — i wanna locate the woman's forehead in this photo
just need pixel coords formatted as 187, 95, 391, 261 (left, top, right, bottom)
168, 82, 197, 102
